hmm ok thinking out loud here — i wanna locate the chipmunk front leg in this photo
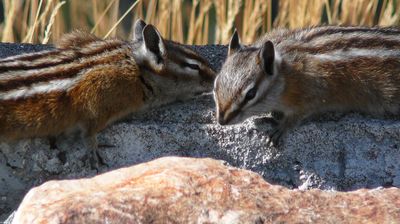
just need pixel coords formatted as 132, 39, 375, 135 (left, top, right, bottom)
267, 112, 304, 147
48, 136, 58, 150
83, 123, 108, 170
83, 133, 101, 170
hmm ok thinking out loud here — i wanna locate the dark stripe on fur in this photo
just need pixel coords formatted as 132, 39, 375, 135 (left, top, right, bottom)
284, 36, 400, 54
0, 49, 127, 91
139, 75, 154, 97
303, 26, 400, 42
0, 50, 61, 63
0, 41, 125, 72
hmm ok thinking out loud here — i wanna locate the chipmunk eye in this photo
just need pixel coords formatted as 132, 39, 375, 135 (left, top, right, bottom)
184, 62, 200, 70
245, 87, 257, 101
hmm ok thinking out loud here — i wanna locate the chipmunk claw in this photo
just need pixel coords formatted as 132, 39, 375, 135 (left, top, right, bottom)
89, 150, 108, 172
254, 116, 279, 127
267, 127, 284, 147
48, 136, 58, 150
89, 151, 100, 171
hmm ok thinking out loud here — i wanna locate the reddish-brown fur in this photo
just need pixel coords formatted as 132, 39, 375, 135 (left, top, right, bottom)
0, 21, 215, 167
0, 33, 141, 141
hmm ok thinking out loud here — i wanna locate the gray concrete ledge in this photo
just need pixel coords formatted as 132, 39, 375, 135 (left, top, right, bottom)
1, 43, 400, 221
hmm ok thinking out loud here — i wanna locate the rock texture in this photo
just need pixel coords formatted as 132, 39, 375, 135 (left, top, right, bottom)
12, 157, 400, 224
1, 43, 400, 221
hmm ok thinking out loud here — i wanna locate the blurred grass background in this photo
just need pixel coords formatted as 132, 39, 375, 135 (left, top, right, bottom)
0, 0, 399, 45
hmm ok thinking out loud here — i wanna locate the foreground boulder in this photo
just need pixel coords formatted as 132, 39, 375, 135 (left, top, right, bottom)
2, 44, 400, 221
13, 157, 400, 223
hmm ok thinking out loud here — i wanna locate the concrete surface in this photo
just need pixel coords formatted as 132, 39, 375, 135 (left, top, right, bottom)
1, 43, 400, 221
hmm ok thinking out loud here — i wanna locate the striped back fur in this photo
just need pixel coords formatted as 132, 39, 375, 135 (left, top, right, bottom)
215, 26, 400, 126
0, 31, 136, 140
0, 20, 216, 141
0, 31, 127, 101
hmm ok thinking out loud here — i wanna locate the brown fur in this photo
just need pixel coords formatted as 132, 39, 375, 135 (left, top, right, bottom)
0, 21, 215, 167
0, 40, 140, 142
215, 26, 400, 145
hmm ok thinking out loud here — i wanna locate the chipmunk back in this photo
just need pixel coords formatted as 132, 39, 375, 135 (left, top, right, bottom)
214, 26, 400, 145
0, 20, 215, 167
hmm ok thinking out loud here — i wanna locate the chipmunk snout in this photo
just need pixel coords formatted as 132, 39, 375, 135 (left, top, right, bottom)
217, 112, 227, 125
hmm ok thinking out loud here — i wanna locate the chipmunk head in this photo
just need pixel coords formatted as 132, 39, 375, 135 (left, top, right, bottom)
214, 30, 283, 125
132, 19, 216, 101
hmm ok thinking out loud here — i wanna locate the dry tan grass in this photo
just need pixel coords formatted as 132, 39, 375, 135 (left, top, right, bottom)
274, 0, 326, 29
0, 0, 399, 45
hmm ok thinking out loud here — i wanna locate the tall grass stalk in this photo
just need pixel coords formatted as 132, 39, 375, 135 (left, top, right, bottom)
0, 0, 399, 45
42, 1, 66, 44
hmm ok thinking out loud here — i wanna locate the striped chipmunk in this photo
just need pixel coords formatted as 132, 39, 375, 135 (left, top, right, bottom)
214, 26, 400, 146
0, 19, 215, 168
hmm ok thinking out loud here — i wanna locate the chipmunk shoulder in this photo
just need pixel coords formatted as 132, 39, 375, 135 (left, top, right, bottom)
0, 19, 215, 167
214, 26, 400, 145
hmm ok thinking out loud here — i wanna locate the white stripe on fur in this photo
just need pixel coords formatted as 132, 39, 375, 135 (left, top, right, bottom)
313, 48, 400, 61
0, 77, 80, 100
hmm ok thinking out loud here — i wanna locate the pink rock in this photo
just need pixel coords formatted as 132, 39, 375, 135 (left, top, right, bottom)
13, 157, 400, 223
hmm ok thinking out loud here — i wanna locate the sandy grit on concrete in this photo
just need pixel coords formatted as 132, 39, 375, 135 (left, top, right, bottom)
1, 43, 400, 221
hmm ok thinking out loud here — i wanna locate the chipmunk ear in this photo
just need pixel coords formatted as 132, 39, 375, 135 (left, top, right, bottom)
142, 24, 167, 69
228, 29, 242, 56
133, 19, 146, 42
259, 40, 275, 75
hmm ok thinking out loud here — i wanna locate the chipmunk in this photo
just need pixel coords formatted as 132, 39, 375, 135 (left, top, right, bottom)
214, 26, 400, 145
0, 19, 215, 168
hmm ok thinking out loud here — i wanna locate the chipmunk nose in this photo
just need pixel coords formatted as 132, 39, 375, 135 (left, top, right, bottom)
217, 112, 227, 125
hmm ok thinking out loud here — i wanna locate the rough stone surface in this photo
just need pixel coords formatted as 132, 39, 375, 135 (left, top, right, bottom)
0, 42, 53, 58
12, 157, 400, 224
1, 43, 400, 221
